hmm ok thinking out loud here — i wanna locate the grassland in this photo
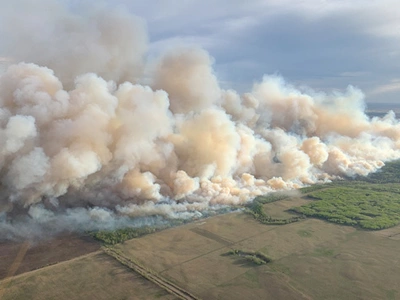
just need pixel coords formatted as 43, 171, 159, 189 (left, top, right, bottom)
0, 233, 100, 280
110, 209, 400, 300
0, 251, 177, 300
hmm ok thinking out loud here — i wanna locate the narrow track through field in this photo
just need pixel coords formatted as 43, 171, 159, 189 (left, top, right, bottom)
103, 247, 199, 300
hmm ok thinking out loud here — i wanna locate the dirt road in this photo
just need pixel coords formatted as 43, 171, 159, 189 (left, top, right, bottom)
103, 247, 199, 300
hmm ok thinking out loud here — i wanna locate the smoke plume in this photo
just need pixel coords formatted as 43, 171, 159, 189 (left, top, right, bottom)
1, 1, 399, 239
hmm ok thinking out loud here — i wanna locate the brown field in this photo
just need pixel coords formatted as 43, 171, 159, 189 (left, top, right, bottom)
0, 233, 101, 280
371, 224, 400, 240
0, 251, 177, 300
261, 197, 312, 219
112, 198, 400, 300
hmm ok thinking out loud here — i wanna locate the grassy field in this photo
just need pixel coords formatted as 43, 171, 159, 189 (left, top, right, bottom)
110, 206, 400, 300
0, 251, 177, 300
3, 205, 398, 300
0, 233, 100, 280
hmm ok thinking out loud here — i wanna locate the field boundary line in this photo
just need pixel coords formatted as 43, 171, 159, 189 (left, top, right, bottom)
190, 227, 234, 246
0, 250, 103, 284
159, 225, 279, 274
103, 247, 200, 300
0, 241, 30, 298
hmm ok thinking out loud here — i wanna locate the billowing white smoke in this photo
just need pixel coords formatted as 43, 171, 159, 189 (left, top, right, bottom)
0, 0, 147, 87
1, 1, 400, 239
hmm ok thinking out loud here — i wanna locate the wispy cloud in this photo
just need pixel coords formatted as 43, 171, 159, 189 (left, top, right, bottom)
370, 79, 400, 95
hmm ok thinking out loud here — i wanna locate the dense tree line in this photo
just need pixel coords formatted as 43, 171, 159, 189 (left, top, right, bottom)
247, 193, 305, 225
225, 249, 272, 265
90, 227, 160, 245
251, 160, 400, 230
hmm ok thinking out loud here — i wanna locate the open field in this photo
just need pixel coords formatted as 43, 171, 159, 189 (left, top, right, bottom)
112, 203, 400, 300
260, 197, 311, 219
0, 251, 177, 300
104, 247, 196, 300
0, 233, 100, 280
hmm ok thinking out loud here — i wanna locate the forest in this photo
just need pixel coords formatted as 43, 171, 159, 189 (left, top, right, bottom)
292, 160, 400, 230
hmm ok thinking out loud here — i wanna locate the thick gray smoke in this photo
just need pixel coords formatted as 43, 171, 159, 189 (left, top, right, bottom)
1, 1, 399, 239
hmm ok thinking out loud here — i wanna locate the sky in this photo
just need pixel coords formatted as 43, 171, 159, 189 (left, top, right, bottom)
1, 0, 400, 103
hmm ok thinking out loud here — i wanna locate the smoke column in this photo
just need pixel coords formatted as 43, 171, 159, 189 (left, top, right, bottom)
1, 1, 400, 239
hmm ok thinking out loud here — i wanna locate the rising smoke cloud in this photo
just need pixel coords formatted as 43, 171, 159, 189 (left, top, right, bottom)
1, 1, 400, 240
